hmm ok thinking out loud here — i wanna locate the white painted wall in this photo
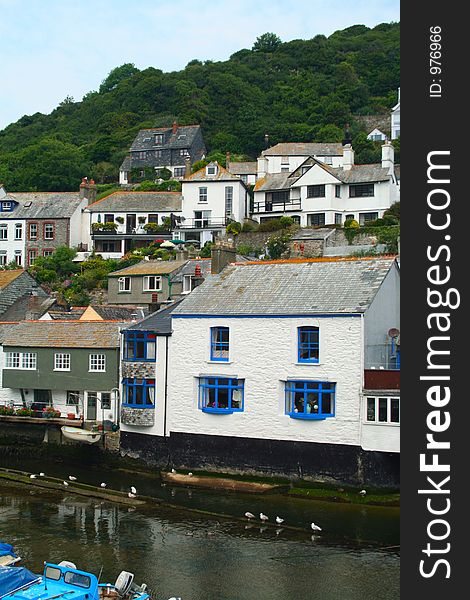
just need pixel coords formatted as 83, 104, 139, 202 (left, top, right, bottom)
168, 315, 364, 446
360, 394, 400, 452
69, 199, 89, 248
0, 219, 25, 265
181, 179, 247, 225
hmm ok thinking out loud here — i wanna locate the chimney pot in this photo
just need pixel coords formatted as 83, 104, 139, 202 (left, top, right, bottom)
172, 121, 178, 134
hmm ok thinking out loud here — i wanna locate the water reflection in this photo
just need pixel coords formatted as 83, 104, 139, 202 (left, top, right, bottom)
1, 482, 399, 600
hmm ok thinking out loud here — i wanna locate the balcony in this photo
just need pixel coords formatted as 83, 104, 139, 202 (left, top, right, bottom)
364, 343, 400, 390
252, 199, 301, 214
91, 227, 171, 239
175, 218, 229, 230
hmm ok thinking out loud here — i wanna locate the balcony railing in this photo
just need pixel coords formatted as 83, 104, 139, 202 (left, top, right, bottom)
91, 228, 171, 237
175, 218, 229, 230
364, 343, 400, 371
252, 199, 301, 213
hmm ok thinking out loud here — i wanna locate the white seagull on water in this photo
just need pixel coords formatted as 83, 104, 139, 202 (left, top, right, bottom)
244, 512, 255, 520
39, 473, 45, 477
69, 476, 77, 481
130, 486, 137, 494
311, 522, 322, 532
63, 481, 69, 487
260, 513, 269, 522
275, 516, 284, 525
359, 489, 367, 496
100, 483, 107, 488
128, 492, 136, 498
30, 474, 37, 479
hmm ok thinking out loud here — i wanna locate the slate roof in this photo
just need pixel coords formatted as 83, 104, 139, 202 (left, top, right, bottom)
253, 173, 294, 192
184, 162, 242, 182
47, 308, 87, 320
0, 270, 24, 290
123, 299, 184, 336
262, 143, 343, 157
325, 164, 391, 184
0, 320, 125, 348
0, 296, 56, 322
1, 192, 83, 219
172, 258, 397, 316
130, 125, 202, 152
227, 161, 257, 175
171, 258, 212, 283
108, 260, 187, 277
120, 156, 131, 171
86, 191, 182, 213
87, 305, 148, 321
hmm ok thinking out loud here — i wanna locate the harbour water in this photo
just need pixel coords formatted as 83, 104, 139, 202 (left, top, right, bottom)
0, 458, 399, 600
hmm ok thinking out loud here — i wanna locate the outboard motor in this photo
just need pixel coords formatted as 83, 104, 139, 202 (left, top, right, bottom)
114, 572, 134, 597
58, 561, 78, 570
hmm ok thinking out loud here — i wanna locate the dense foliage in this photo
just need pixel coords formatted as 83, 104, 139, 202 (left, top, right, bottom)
0, 23, 399, 191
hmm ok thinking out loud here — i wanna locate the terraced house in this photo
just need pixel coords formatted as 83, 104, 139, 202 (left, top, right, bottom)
0, 321, 123, 423
119, 122, 206, 184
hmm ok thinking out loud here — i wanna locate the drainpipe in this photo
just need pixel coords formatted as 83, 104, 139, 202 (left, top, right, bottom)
163, 335, 169, 437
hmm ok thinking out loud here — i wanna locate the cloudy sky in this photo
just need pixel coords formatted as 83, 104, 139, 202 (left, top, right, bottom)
0, 0, 399, 130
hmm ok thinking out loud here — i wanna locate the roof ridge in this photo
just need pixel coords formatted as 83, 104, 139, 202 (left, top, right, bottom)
233, 255, 397, 266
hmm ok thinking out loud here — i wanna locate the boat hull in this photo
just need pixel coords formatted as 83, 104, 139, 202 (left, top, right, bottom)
61, 426, 102, 444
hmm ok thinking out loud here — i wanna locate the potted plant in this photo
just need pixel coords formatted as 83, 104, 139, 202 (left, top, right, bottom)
0, 405, 15, 416
115, 216, 125, 224
138, 216, 146, 224
15, 407, 34, 417
43, 406, 61, 418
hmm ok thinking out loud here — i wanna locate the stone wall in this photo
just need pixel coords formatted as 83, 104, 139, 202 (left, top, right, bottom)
121, 407, 155, 426
122, 362, 155, 378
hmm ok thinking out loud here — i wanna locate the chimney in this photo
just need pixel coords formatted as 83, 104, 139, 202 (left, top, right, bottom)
79, 177, 97, 204
191, 262, 205, 288
257, 154, 268, 179
184, 157, 191, 178
226, 151, 231, 166
342, 144, 354, 171
148, 292, 161, 313
211, 241, 236, 275
172, 120, 178, 134
381, 140, 395, 174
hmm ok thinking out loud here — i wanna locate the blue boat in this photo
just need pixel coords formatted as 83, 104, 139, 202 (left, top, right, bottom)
0, 561, 150, 600
0, 544, 20, 567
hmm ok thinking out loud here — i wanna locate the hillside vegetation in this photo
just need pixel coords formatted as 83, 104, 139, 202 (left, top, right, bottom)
0, 23, 399, 191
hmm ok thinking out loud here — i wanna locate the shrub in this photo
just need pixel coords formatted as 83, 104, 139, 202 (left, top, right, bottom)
15, 408, 34, 417
115, 216, 125, 224
91, 221, 117, 232
226, 221, 242, 235
279, 216, 294, 228
0, 405, 15, 416
200, 241, 213, 258
258, 219, 284, 232
42, 406, 61, 418
344, 218, 360, 229
241, 221, 259, 232
266, 232, 291, 259
237, 244, 262, 257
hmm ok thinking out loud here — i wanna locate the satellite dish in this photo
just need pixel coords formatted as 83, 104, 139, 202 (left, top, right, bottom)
388, 328, 400, 338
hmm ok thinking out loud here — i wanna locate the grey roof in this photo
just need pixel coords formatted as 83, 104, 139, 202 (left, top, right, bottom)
88, 305, 148, 321
87, 191, 182, 213
227, 161, 257, 175
171, 259, 212, 283
124, 300, 184, 335
1, 192, 84, 219
254, 172, 294, 192
172, 258, 397, 316
0, 296, 56, 322
108, 259, 187, 277
326, 164, 391, 184
130, 125, 202, 152
184, 162, 242, 183
0, 320, 125, 348
262, 143, 343, 157
120, 156, 131, 171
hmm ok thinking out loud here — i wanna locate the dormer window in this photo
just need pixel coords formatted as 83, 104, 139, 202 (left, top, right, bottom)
179, 149, 190, 157
206, 164, 217, 176
2, 201, 12, 211
155, 134, 164, 145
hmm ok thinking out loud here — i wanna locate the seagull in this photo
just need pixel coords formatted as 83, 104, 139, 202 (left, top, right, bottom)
100, 483, 107, 488
68, 476, 77, 481
275, 516, 284, 525
260, 513, 269, 522
63, 481, 69, 487
311, 522, 322, 532
30, 474, 37, 479
359, 489, 367, 496
128, 492, 136, 498
39, 473, 45, 477
130, 486, 137, 494
245, 512, 255, 520
188, 472, 193, 477
171, 468, 176, 474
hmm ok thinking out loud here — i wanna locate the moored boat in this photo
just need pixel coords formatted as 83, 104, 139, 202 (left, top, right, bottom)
0, 544, 20, 567
0, 561, 150, 600
61, 426, 102, 444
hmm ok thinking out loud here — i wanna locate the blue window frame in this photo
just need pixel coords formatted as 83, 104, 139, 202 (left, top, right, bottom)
298, 326, 319, 363
123, 331, 156, 361
210, 327, 229, 361
285, 381, 335, 420
122, 378, 155, 408
198, 377, 244, 414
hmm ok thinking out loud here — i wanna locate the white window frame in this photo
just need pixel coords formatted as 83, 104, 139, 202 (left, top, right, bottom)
143, 275, 162, 292
0, 225, 7, 240
22, 353, 37, 370
364, 396, 400, 425
29, 223, 38, 239
54, 353, 71, 371
15, 223, 22, 240
118, 277, 131, 293
89, 353, 106, 372
225, 186, 233, 215
5, 352, 20, 369
206, 165, 217, 176
44, 223, 54, 240
182, 274, 192, 294
198, 187, 208, 203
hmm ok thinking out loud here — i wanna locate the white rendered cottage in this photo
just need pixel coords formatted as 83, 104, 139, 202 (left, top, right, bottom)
175, 162, 249, 247
252, 141, 399, 226
153, 257, 399, 486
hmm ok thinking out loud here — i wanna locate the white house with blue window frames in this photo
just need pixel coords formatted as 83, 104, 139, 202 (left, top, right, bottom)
166, 257, 400, 486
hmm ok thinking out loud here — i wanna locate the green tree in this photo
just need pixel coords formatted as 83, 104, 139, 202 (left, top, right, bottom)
252, 32, 282, 52
99, 63, 139, 93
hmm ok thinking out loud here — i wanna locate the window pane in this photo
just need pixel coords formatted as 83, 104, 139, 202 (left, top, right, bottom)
390, 398, 400, 423
232, 388, 242, 409
378, 398, 388, 422
218, 387, 229, 408
147, 340, 156, 360
135, 340, 145, 359
294, 391, 305, 413
367, 398, 376, 421
321, 393, 333, 415
134, 386, 143, 405
306, 392, 319, 414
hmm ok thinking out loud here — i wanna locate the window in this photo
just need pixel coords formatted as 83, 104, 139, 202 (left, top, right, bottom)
298, 326, 319, 363
2, 201, 12, 211
285, 381, 335, 420
210, 327, 229, 361
15, 223, 22, 240
155, 134, 163, 145
5, 352, 20, 369
179, 148, 190, 156
199, 187, 208, 203
335, 185, 341, 198
174, 167, 185, 178
0, 225, 7, 240
0, 253, 7, 266
307, 213, 326, 227
335, 213, 342, 225
14, 252, 22, 266
104, 214, 114, 223
66, 391, 80, 406
266, 191, 290, 208
101, 392, 111, 409
194, 210, 210, 228
366, 396, 400, 424
43, 249, 54, 257
206, 165, 217, 176
182, 274, 192, 294
89, 353, 106, 372
99, 241, 118, 253
349, 184, 375, 198
324, 156, 333, 165
29, 223, 38, 239
148, 214, 158, 224
154, 149, 162, 158
122, 378, 155, 407
22, 353, 37, 370
198, 377, 244, 413
306, 185, 325, 198
359, 212, 378, 225
143, 275, 162, 292
44, 223, 54, 240
123, 331, 156, 361
301, 166, 310, 175
118, 277, 131, 292
240, 174, 248, 183
281, 166, 290, 172
54, 353, 71, 371
225, 186, 233, 215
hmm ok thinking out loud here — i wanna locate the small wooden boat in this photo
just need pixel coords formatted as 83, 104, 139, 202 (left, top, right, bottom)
61, 426, 102, 444
0, 544, 20, 567
161, 471, 288, 494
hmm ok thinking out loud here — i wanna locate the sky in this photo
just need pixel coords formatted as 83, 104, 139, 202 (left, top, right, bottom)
0, 0, 399, 130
